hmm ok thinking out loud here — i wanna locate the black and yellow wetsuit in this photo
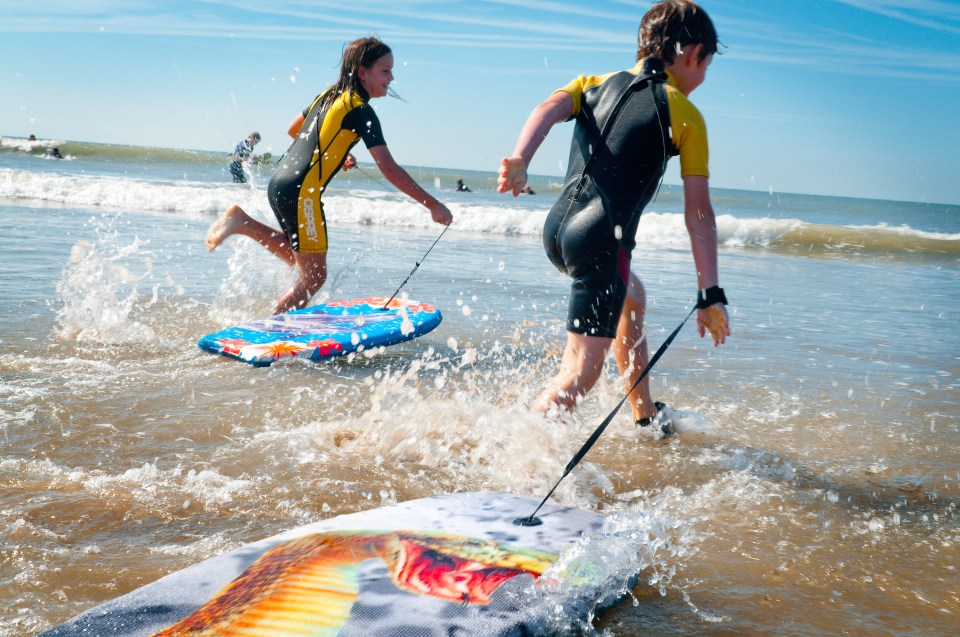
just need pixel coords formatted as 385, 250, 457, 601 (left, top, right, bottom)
268, 87, 385, 253
545, 57, 710, 338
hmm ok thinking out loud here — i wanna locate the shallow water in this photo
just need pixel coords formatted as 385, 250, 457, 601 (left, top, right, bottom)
1, 138, 958, 635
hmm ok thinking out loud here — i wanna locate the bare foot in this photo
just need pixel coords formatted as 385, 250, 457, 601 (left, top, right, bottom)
205, 205, 247, 252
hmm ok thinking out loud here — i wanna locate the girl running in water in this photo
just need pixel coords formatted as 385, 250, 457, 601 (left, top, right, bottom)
206, 37, 453, 314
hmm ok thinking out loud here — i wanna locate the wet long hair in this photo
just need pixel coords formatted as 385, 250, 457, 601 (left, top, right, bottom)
636, 0, 719, 64
317, 37, 392, 112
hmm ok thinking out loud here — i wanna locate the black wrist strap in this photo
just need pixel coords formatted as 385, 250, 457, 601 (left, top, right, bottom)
697, 286, 727, 309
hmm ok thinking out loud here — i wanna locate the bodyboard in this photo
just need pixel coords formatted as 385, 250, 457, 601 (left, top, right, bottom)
40, 492, 638, 636
198, 296, 442, 367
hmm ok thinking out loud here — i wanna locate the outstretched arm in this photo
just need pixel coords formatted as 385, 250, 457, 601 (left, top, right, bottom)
368, 145, 452, 226
287, 113, 306, 138
683, 174, 731, 346
497, 91, 574, 197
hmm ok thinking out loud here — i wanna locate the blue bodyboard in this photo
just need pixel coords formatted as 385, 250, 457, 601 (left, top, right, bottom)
198, 296, 442, 367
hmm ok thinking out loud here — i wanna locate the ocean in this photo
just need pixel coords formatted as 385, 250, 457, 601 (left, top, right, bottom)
1, 135, 958, 635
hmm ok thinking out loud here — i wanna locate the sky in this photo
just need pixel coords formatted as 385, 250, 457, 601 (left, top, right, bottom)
2, 0, 960, 205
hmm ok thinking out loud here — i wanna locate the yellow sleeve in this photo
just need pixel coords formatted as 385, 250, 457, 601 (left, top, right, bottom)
665, 85, 710, 178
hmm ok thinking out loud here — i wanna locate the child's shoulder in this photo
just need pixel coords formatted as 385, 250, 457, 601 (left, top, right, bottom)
325, 89, 372, 112
569, 69, 624, 91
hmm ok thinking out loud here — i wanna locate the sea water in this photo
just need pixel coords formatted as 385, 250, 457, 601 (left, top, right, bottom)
1, 136, 958, 635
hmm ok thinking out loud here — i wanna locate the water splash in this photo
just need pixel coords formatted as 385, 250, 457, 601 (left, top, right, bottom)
507, 496, 705, 635
55, 219, 158, 344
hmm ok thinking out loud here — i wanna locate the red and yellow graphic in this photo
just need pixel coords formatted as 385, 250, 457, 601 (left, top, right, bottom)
154, 530, 556, 636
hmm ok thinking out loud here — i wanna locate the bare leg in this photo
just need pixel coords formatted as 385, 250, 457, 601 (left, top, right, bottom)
275, 251, 327, 314
613, 274, 655, 421
206, 205, 296, 266
533, 331, 612, 416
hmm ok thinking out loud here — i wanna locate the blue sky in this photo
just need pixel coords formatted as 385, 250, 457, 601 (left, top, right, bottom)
3, 0, 959, 204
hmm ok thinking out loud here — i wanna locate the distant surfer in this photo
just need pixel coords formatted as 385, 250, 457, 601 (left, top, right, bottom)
46, 147, 63, 159
497, 0, 731, 432
456, 179, 472, 192
206, 37, 452, 314
228, 131, 260, 183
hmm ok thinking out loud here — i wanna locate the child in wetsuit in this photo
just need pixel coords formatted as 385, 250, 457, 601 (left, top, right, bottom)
497, 0, 731, 431
206, 37, 452, 314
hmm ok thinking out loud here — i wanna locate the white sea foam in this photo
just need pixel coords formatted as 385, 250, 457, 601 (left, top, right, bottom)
0, 167, 791, 246
0, 137, 55, 153
75, 462, 254, 508
3, 168, 957, 251
0, 168, 239, 219
1, 456, 254, 511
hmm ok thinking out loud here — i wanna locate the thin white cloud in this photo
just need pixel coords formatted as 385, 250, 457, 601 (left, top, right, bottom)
3, 0, 958, 81
827, 0, 960, 35
715, 10, 960, 83
480, 0, 639, 21
209, 0, 631, 43
1, 0, 633, 53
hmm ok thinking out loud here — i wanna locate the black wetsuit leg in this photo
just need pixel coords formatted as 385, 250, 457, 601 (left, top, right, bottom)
544, 180, 630, 339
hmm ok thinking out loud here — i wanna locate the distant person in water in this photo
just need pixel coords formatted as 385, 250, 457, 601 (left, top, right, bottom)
206, 37, 452, 315
520, 186, 535, 195
229, 132, 261, 183
28, 134, 37, 141
456, 179, 472, 192
46, 147, 63, 159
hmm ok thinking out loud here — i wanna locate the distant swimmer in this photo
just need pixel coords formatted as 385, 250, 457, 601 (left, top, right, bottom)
28, 134, 37, 141
228, 131, 261, 183
45, 147, 63, 159
206, 37, 452, 315
520, 186, 535, 195
456, 179, 472, 192
497, 0, 730, 430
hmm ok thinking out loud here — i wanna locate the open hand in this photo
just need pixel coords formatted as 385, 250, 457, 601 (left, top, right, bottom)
697, 304, 731, 346
497, 157, 528, 197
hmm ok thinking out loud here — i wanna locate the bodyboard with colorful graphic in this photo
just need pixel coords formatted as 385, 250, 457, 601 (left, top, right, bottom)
40, 492, 638, 637
198, 296, 442, 367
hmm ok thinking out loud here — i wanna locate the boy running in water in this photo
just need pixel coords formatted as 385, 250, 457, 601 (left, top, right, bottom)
498, 0, 730, 432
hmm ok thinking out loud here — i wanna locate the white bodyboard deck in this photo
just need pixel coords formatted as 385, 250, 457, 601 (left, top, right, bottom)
42, 492, 642, 636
